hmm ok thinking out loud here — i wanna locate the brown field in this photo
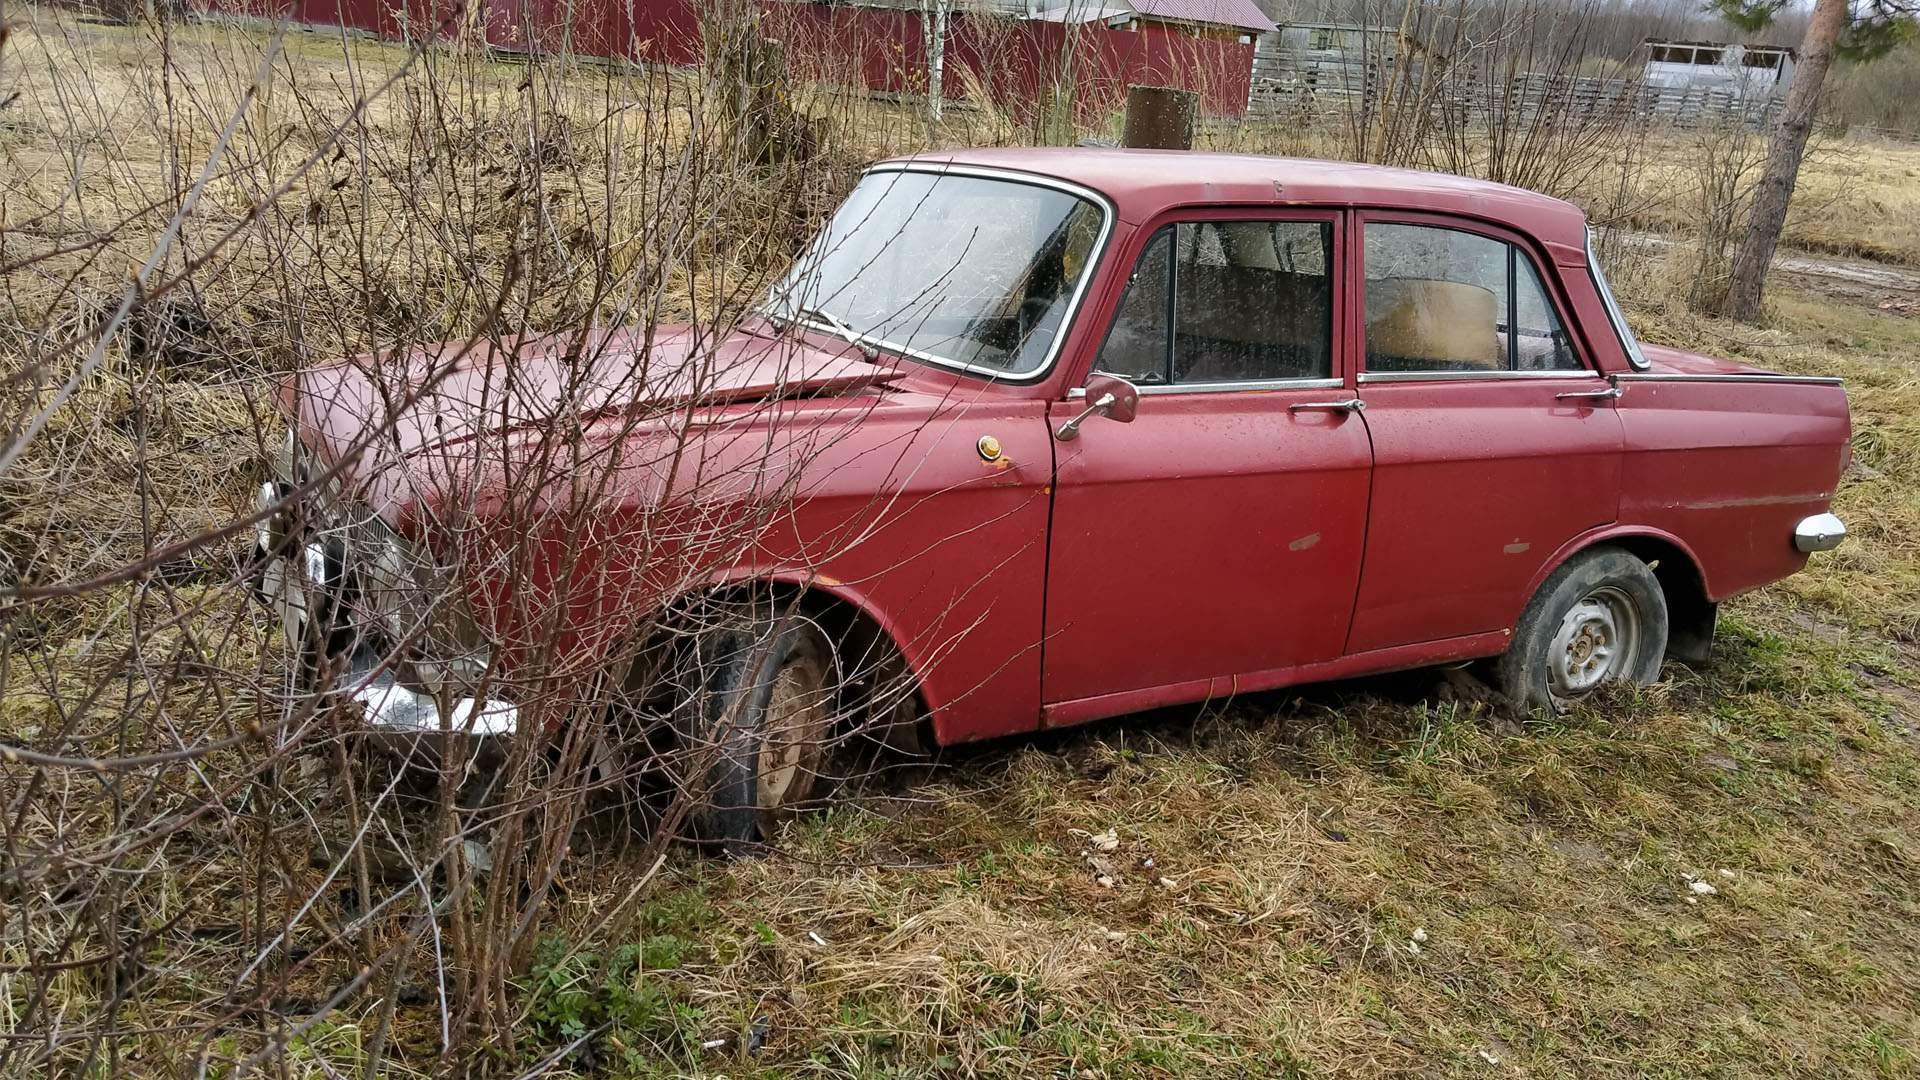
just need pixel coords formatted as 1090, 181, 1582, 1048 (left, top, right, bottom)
2, 11, 1918, 1078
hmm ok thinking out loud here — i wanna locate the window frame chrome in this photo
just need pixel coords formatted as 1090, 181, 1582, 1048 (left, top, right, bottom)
1586, 226, 1650, 372
1069, 376, 1344, 398
1357, 368, 1610, 384
1086, 213, 1343, 393
778, 161, 1118, 385
1353, 216, 1595, 382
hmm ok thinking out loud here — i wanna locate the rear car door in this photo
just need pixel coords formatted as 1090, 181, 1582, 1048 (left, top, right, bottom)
1346, 215, 1625, 654
1042, 211, 1374, 721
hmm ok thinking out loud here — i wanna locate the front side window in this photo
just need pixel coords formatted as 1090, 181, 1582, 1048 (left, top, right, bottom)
1363, 222, 1581, 375
768, 170, 1105, 378
1095, 220, 1334, 385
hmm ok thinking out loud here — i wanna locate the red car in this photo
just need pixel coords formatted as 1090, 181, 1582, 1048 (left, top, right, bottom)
260, 149, 1851, 843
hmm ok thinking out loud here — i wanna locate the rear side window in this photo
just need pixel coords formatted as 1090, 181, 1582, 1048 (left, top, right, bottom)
1095, 220, 1334, 385
1363, 223, 1580, 374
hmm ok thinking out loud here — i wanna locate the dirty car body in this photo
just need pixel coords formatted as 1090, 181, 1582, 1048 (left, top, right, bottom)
261, 149, 1851, 784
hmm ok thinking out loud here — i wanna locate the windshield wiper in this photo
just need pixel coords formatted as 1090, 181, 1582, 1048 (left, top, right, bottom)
780, 304, 879, 362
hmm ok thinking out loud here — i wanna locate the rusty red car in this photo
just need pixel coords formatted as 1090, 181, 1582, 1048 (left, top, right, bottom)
258, 149, 1851, 844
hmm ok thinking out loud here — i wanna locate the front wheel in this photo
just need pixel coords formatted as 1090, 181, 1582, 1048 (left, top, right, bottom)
1497, 547, 1669, 715
672, 607, 837, 852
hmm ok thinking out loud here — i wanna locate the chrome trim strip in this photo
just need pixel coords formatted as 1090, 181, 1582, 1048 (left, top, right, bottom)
1588, 226, 1650, 371
1616, 372, 1846, 387
1358, 369, 1602, 383
1069, 377, 1343, 398
1137, 377, 1343, 395
1794, 512, 1847, 553
788, 162, 1118, 385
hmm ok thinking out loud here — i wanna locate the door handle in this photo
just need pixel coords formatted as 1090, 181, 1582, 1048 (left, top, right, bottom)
1289, 398, 1366, 413
1554, 386, 1624, 402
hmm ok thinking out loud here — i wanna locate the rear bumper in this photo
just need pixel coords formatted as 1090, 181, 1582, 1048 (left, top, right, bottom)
1794, 512, 1847, 553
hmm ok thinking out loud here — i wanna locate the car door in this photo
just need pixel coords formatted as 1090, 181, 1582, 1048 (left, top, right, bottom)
1345, 214, 1625, 654
1041, 211, 1374, 721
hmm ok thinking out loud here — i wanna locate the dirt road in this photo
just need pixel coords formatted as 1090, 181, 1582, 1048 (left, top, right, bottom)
1625, 231, 1920, 311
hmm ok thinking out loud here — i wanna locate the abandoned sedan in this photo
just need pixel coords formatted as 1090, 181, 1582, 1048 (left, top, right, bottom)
259, 150, 1851, 843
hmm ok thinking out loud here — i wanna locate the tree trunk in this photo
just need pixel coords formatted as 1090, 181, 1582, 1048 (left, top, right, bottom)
1723, 0, 1849, 322
924, 0, 949, 125
1122, 85, 1196, 150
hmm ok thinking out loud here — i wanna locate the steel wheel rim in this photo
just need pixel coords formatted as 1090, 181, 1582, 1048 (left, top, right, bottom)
758, 653, 828, 811
1547, 585, 1640, 702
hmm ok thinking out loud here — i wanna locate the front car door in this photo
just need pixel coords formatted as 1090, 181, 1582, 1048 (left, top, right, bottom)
1041, 210, 1374, 725
1345, 214, 1626, 654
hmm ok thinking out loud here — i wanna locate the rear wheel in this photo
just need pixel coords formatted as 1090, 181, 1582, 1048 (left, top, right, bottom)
673, 607, 836, 852
1497, 547, 1669, 714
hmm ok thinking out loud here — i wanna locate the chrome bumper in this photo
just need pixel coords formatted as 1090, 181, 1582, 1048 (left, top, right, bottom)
1794, 512, 1847, 553
347, 662, 519, 738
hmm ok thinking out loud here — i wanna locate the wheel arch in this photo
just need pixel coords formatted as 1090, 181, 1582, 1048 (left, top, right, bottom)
1523, 526, 1718, 665
672, 569, 937, 753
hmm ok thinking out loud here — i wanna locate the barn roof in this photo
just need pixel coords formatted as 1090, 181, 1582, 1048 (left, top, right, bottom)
1125, 0, 1275, 33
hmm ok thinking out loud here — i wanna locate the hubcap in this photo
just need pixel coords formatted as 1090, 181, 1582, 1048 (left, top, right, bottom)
1547, 585, 1640, 701
758, 652, 829, 811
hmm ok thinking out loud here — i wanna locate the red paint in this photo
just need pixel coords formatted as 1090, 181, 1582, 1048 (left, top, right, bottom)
287, 150, 1851, 747
763, 5, 1256, 118
484, 0, 699, 64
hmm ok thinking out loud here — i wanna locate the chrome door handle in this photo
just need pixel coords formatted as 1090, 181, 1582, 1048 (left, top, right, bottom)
1289, 398, 1366, 413
1555, 386, 1623, 402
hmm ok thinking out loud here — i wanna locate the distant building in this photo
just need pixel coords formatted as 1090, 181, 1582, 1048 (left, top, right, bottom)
1642, 38, 1796, 98
1032, 0, 1274, 43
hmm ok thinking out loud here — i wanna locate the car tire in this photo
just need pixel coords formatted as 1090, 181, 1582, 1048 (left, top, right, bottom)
673, 607, 836, 853
1497, 546, 1669, 715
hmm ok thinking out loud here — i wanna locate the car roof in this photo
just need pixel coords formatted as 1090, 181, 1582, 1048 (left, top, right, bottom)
880, 147, 1591, 254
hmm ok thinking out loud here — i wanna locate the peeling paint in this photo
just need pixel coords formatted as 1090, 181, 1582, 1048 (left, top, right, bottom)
1503, 541, 1531, 555
1289, 532, 1321, 552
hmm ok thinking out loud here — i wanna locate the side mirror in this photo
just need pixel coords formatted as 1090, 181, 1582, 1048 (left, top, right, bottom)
1055, 374, 1140, 442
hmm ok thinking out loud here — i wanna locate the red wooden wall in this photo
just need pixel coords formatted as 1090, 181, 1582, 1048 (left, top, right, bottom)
761, 4, 1254, 118
194, 0, 1253, 118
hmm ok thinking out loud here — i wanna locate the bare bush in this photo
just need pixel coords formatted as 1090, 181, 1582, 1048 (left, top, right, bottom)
0, 7, 924, 1072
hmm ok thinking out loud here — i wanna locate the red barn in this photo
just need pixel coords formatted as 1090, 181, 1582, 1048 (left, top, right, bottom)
198, 0, 1270, 117
763, 0, 1271, 118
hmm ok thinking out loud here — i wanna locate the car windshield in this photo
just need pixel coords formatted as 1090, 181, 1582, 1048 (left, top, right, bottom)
767, 169, 1106, 378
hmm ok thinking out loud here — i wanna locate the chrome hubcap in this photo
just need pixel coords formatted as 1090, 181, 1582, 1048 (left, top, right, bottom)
1548, 585, 1640, 700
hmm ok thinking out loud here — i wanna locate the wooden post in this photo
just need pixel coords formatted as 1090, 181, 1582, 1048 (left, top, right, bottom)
1121, 85, 1196, 150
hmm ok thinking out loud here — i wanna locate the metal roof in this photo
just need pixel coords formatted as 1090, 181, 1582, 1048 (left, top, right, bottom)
1128, 0, 1275, 33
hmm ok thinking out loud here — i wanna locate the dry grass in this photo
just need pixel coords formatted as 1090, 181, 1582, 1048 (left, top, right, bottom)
514, 282, 1920, 1078
3, 10, 1919, 1078
1623, 130, 1920, 268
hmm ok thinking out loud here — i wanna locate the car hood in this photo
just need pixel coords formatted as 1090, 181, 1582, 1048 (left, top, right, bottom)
287, 323, 902, 487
